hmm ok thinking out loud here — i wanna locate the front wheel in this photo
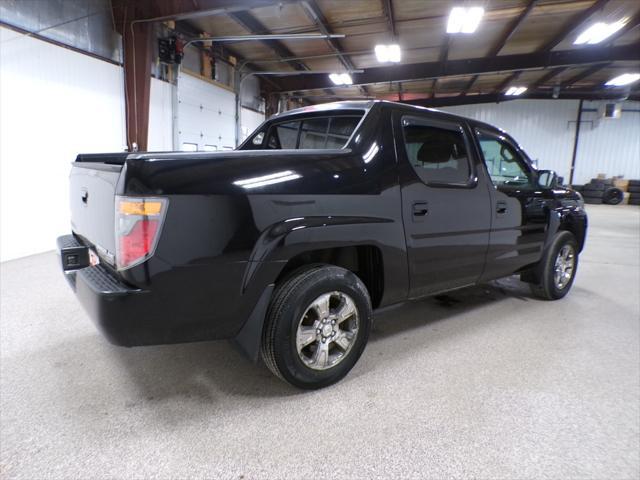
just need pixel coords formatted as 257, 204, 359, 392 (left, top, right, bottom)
529, 231, 579, 300
261, 265, 372, 389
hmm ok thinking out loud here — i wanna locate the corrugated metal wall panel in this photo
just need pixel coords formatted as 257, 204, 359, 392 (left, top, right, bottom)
573, 100, 640, 184
442, 99, 579, 180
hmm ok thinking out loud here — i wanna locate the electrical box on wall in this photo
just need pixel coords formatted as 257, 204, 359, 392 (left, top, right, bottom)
158, 37, 183, 65
602, 103, 622, 119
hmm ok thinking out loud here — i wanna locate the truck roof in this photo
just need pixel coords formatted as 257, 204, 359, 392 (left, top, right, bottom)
272, 100, 503, 135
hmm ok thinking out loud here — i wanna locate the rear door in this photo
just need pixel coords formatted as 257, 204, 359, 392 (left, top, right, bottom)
395, 112, 493, 298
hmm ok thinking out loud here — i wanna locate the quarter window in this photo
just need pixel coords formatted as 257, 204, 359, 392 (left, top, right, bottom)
402, 119, 472, 185
263, 116, 361, 150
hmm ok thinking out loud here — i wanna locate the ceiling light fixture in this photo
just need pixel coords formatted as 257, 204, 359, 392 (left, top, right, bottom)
374, 44, 401, 63
605, 73, 640, 87
505, 86, 528, 96
447, 7, 484, 34
328, 73, 353, 85
574, 18, 627, 45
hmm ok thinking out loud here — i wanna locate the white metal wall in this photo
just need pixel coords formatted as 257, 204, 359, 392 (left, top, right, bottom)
0, 26, 126, 262
442, 99, 640, 184
573, 100, 640, 184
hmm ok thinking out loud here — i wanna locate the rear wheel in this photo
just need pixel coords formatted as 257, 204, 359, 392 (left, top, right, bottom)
261, 265, 372, 389
529, 231, 579, 300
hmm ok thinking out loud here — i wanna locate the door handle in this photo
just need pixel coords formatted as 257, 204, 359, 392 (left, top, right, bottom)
412, 202, 429, 216
496, 202, 507, 215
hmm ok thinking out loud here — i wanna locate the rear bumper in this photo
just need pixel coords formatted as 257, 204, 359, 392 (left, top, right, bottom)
58, 235, 152, 346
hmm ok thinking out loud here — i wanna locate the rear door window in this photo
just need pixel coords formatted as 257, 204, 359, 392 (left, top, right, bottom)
402, 117, 473, 186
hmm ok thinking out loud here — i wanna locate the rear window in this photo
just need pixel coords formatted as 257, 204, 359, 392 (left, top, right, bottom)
246, 114, 363, 150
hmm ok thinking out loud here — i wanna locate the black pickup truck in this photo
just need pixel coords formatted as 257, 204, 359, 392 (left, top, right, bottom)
58, 100, 587, 389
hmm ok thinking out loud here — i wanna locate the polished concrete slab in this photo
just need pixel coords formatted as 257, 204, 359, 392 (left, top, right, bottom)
1, 204, 639, 479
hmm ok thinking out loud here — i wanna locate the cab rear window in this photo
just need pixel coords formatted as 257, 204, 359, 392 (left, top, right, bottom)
245, 114, 363, 150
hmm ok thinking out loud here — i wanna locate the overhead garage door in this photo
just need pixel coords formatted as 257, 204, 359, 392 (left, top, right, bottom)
177, 70, 236, 151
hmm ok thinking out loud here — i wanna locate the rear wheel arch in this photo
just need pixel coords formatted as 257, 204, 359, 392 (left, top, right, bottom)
274, 245, 384, 309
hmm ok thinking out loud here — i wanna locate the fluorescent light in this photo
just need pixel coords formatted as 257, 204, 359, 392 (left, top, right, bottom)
329, 72, 353, 85
375, 44, 401, 63
505, 86, 528, 96
574, 19, 627, 45
447, 7, 484, 34
605, 73, 640, 87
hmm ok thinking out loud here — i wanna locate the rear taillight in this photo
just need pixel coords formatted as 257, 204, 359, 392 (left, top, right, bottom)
115, 196, 168, 270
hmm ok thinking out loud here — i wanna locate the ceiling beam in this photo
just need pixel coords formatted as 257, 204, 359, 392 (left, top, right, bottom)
606, 11, 640, 45
488, 0, 537, 57
530, 66, 568, 90
493, 71, 522, 94
560, 62, 610, 87
402, 89, 637, 108
539, 0, 610, 51
460, 76, 477, 96
271, 43, 638, 92
382, 0, 398, 38
460, 1, 536, 97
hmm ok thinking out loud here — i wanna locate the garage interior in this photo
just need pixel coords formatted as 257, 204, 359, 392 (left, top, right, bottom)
1, 0, 639, 478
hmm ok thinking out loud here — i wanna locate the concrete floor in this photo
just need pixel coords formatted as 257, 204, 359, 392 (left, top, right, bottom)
1, 204, 639, 479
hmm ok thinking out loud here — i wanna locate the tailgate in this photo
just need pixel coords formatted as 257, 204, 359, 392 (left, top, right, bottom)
69, 154, 127, 265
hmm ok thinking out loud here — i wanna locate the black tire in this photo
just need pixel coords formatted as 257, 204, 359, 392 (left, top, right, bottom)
629, 197, 640, 206
583, 183, 605, 192
261, 264, 372, 389
529, 231, 579, 300
583, 197, 602, 204
628, 186, 640, 194
571, 184, 584, 192
603, 187, 624, 205
628, 180, 640, 187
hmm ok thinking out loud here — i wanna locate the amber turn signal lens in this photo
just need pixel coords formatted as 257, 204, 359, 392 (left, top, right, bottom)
118, 200, 163, 216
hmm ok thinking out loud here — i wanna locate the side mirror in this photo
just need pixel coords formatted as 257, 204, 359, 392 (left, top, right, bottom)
538, 169, 559, 188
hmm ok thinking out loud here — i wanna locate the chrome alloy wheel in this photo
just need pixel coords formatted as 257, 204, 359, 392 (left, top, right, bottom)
296, 291, 359, 371
554, 244, 575, 290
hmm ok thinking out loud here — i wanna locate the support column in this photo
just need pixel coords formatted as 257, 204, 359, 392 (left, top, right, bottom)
123, 21, 153, 151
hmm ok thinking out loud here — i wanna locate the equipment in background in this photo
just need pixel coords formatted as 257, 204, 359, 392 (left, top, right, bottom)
575, 177, 640, 205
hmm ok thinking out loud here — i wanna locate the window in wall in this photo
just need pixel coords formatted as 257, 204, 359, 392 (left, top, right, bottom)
181, 142, 198, 152
402, 120, 472, 185
203, 145, 218, 151
476, 131, 533, 188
